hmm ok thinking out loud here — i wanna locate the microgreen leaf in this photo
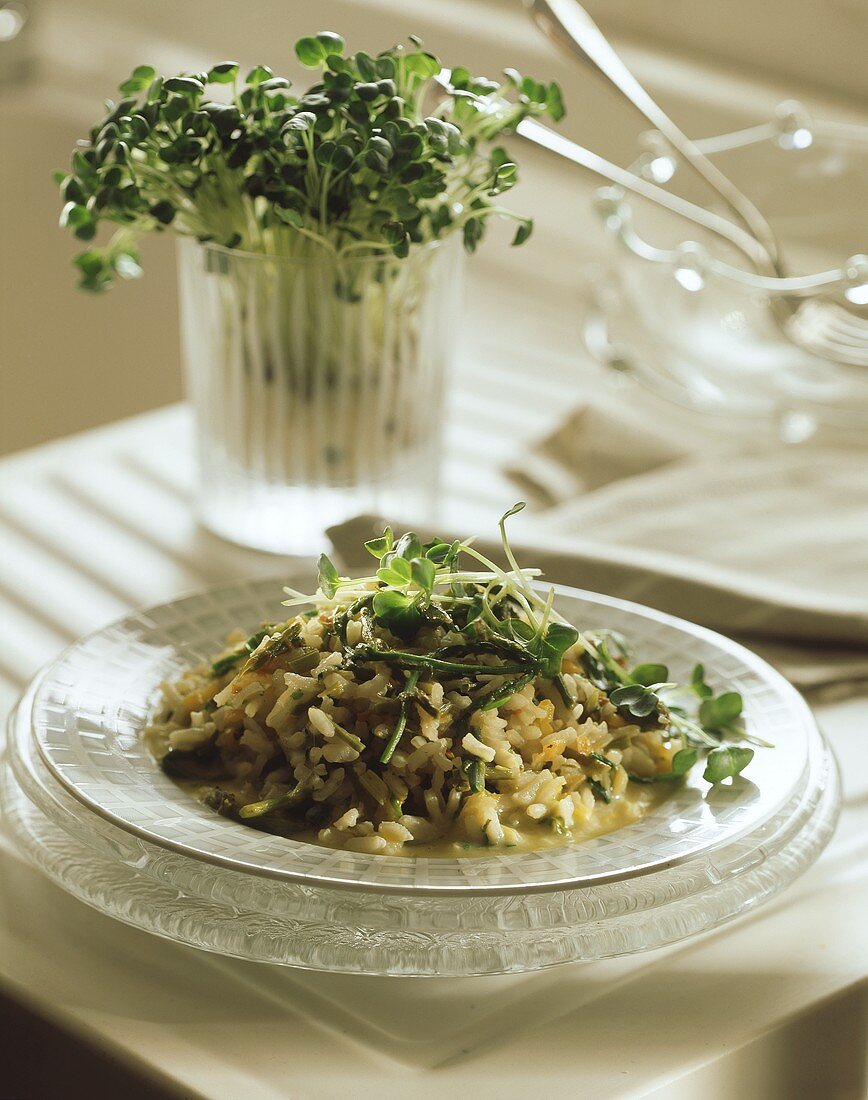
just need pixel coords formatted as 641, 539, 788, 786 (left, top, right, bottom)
512, 219, 533, 247
671, 748, 698, 775
317, 553, 340, 599
497, 618, 536, 643
114, 251, 143, 280
377, 557, 412, 586
364, 527, 394, 559
536, 622, 579, 678
150, 200, 175, 225
609, 683, 660, 720
295, 36, 326, 66
422, 540, 451, 563
703, 746, 754, 784
690, 663, 714, 699
316, 31, 345, 55
545, 81, 566, 122
382, 220, 410, 258
207, 61, 239, 84
464, 596, 485, 628
463, 217, 484, 253
246, 64, 274, 85
404, 51, 440, 79
699, 691, 744, 733
630, 662, 669, 687
119, 65, 156, 94
391, 532, 423, 562
490, 161, 518, 195
410, 556, 436, 594
163, 76, 204, 95
371, 589, 423, 641
500, 502, 525, 525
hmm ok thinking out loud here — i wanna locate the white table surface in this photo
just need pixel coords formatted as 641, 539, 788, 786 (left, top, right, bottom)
2, 144, 867, 1096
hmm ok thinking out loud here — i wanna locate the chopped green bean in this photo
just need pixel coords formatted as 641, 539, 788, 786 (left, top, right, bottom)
238, 783, 306, 819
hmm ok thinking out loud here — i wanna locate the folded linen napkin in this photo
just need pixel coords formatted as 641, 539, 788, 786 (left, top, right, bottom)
503, 402, 692, 508
328, 431, 868, 692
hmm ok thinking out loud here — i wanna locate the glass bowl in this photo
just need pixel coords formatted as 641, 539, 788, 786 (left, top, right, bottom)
585, 102, 868, 439
0, 577, 841, 975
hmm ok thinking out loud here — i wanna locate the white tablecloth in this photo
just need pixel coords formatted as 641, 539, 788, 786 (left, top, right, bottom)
1, 378, 867, 1098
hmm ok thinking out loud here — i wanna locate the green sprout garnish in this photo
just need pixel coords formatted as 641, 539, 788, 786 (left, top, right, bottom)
699, 692, 745, 737
286, 502, 580, 684
281, 505, 764, 790
703, 746, 754, 784
54, 33, 564, 291
690, 662, 714, 699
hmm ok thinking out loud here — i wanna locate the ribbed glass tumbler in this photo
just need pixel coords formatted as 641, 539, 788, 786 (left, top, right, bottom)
177, 237, 463, 554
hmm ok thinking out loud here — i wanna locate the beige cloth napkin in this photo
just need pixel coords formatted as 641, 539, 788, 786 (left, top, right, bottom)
504, 403, 691, 507
329, 410, 868, 693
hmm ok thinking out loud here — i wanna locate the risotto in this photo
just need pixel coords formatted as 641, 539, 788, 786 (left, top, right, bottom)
148, 506, 751, 855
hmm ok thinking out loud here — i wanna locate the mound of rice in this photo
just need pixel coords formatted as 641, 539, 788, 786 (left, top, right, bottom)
148, 605, 678, 856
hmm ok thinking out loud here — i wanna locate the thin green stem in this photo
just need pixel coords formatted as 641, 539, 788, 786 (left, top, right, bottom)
350, 645, 536, 676
379, 669, 421, 764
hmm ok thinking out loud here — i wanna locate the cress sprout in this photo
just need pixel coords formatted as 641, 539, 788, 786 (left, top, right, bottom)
54, 32, 565, 290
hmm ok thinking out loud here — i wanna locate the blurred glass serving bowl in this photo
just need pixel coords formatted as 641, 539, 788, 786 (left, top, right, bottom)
584, 102, 868, 439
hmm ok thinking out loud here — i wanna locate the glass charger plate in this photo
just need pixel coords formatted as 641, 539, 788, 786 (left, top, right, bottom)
1, 578, 842, 974
3, 666, 839, 976
29, 578, 826, 896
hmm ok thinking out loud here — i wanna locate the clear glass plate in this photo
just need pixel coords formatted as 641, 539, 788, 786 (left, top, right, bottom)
1, 578, 841, 974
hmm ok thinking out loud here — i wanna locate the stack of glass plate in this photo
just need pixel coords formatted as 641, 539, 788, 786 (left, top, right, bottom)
1, 578, 841, 976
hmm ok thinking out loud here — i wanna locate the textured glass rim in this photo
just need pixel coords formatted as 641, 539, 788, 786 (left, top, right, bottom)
195, 234, 449, 268
27, 576, 820, 897
3, 684, 841, 973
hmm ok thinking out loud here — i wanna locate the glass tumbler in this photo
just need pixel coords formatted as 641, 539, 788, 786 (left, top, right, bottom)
177, 237, 463, 554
